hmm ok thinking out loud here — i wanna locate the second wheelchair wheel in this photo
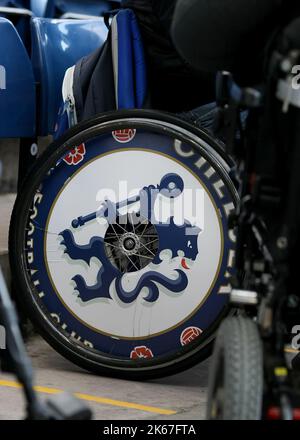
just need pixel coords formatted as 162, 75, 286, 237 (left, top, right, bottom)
10, 110, 237, 379
207, 317, 264, 420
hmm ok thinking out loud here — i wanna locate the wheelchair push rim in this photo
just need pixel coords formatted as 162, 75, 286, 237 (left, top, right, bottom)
10, 110, 237, 379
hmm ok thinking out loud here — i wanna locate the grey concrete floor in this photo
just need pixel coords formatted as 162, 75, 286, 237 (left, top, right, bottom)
0, 335, 209, 420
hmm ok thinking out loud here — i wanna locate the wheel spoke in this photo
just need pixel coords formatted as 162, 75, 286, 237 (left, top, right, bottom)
134, 218, 148, 231
104, 215, 158, 273
105, 242, 120, 250
125, 254, 139, 271
139, 241, 156, 256
132, 253, 153, 260
114, 221, 129, 235
110, 223, 123, 241
143, 238, 159, 246
129, 213, 136, 235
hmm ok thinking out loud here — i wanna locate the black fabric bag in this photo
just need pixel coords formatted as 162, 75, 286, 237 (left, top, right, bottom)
73, 35, 116, 122
54, 9, 148, 137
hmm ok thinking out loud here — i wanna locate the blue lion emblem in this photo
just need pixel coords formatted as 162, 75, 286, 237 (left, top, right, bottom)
59, 174, 201, 304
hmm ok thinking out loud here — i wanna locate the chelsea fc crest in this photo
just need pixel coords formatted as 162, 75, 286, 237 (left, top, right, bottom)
21, 115, 237, 370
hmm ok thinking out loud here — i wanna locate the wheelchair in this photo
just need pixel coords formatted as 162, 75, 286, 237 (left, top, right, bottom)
1, 13, 237, 379
206, 18, 300, 420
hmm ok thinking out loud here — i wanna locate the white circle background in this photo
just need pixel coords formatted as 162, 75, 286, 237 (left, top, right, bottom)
46, 150, 222, 338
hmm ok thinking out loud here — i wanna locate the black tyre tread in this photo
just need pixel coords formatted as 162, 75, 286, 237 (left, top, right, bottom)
207, 317, 263, 420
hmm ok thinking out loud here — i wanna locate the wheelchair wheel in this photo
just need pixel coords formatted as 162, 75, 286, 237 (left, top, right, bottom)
10, 109, 237, 379
207, 317, 263, 420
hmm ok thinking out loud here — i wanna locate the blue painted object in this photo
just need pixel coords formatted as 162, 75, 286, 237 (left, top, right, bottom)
55, 0, 120, 17
0, 18, 35, 137
30, 0, 121, 18
0, 1, 29, 7
30, 0, 48, 17
31, 17, 108, 135
0, 1, 33, 48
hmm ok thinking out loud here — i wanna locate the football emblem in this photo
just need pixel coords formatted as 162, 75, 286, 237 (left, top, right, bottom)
130, 346, 154, 360
63, 143, 86, 166
180, 327, 203, 346
112, 128, 136, 143
59, 173, 200, 305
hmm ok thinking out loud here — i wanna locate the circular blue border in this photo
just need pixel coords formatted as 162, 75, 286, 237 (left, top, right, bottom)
26, 129, 235, 359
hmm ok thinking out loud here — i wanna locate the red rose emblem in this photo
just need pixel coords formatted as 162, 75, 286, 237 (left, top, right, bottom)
112, 128, 136, 143
63, 143, 86, 166
130, 346, 154, 360
180, 327, 203, 346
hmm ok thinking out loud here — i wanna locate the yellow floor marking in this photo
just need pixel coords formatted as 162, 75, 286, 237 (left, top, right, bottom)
0, 379, 176, 415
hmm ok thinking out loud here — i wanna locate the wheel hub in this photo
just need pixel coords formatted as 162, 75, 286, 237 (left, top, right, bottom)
120, 233, 140, 255
104, 216, 159, 273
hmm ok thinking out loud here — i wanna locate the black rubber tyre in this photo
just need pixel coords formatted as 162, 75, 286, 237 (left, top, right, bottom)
207, 316, 263, 420
9, 109, 237, 380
